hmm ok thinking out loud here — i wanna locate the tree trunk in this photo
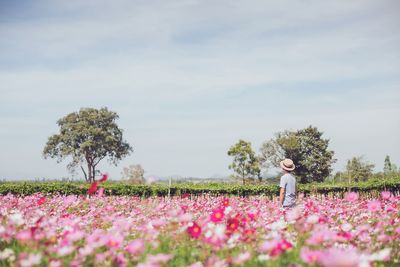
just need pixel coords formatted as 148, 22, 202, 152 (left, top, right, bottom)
81, 166, 88, 182
92, 165, 96, 182
88, 162, 93, 183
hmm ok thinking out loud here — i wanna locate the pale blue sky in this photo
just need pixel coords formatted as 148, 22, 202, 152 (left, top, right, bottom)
0, 0, 399, 180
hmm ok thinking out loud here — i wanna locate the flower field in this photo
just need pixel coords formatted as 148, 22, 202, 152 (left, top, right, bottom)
0, 192, 399, 267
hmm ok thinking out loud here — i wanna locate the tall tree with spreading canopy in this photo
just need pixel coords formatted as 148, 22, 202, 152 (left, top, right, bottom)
227, 139, 261, 184
43, 107, 133, 183
259, 126, 336, 183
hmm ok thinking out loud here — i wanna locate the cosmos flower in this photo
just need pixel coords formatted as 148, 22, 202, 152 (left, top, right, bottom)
367, 200, 381, 212
300, 248, 323, 264
187, 222, 202, 239
210, 208, 225, 223
345, 192, 359, 202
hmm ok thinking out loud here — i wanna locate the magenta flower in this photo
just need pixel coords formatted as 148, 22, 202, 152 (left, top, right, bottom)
210, 208, 225, 223
187, 222, 202, 239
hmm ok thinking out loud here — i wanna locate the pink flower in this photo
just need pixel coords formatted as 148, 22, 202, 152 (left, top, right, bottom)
188, 262, 204, 267
210, 208, 224, 223
146, 254, 173, 265
126, 239, 145, 255
259, 239, 292, 257
178, 213, 192, 223
319, 247, 360, 267
97, 187, 105, 197
232, 252, 251, 265
306, 228, 336, 245
345, 192, 358, 202
381, 191, 391, 200
19, 253, 42, 267
48, 260, 62, 267
79, 245, 94, 257
105, 234, 123, 249
300, 248, 323, 264
113, 253, 127, 267
395, 227, 400, 235
57, 246, 74, 257
367, 200, 381, 212
16, 230, 32, 242
270, 240, 293, 257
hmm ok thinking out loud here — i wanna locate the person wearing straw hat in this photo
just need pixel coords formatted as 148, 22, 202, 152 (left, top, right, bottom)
279, 158, 296, 208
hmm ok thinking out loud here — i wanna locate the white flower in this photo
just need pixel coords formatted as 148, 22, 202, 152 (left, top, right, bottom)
341, 223, 352, 232
224, 207, 232, 215
204, 230, 213, 238
0, 248, 15, 261
207, 222, 216, 229
20, 253, 41, 267
57, 246, 74, 257
306, 215, 319, 224
270, 219, 287, 231
360, 248, 391, 263
79, 245, 94, 257
258, 254, 270, 262
9, 213, 24, 226
214, 224, 226, 239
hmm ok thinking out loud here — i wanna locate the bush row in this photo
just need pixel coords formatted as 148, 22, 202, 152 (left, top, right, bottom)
0, 178, 399, 198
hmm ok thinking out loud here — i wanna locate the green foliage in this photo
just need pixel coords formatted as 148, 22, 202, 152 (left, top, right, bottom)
227, 140, 261, 184
345, 156, 375, 182
260, 126, 336, 183
0, 177, 399, 198
384, 155, 398, 178
43, 107, 133, 183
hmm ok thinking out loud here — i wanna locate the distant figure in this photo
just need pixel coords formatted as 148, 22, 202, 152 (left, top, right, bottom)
279, 158, 296, 208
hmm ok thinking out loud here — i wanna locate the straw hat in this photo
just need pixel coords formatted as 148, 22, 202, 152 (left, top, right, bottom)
280, 158, 295, 171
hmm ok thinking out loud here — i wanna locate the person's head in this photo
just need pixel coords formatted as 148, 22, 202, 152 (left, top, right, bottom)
280, 158, 295, 173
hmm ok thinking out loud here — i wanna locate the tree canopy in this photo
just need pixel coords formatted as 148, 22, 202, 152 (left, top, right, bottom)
259, 126, 336, 183
227, 140, 260, 184
43, 107, 133, 182
345, 156, 375, 182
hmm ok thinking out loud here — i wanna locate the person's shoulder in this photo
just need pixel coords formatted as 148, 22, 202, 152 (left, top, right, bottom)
282, 173, 295, 179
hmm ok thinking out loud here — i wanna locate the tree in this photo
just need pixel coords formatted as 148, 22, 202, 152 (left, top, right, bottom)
259, 126, 336, 183
43, 107, 133, 183
345, 156, 374, 182
122, 164, 145, 184
383, 155, 398, 178
227, 140, 261, 184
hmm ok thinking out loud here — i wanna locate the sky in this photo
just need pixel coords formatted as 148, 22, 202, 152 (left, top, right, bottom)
0, 0, 399, 180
